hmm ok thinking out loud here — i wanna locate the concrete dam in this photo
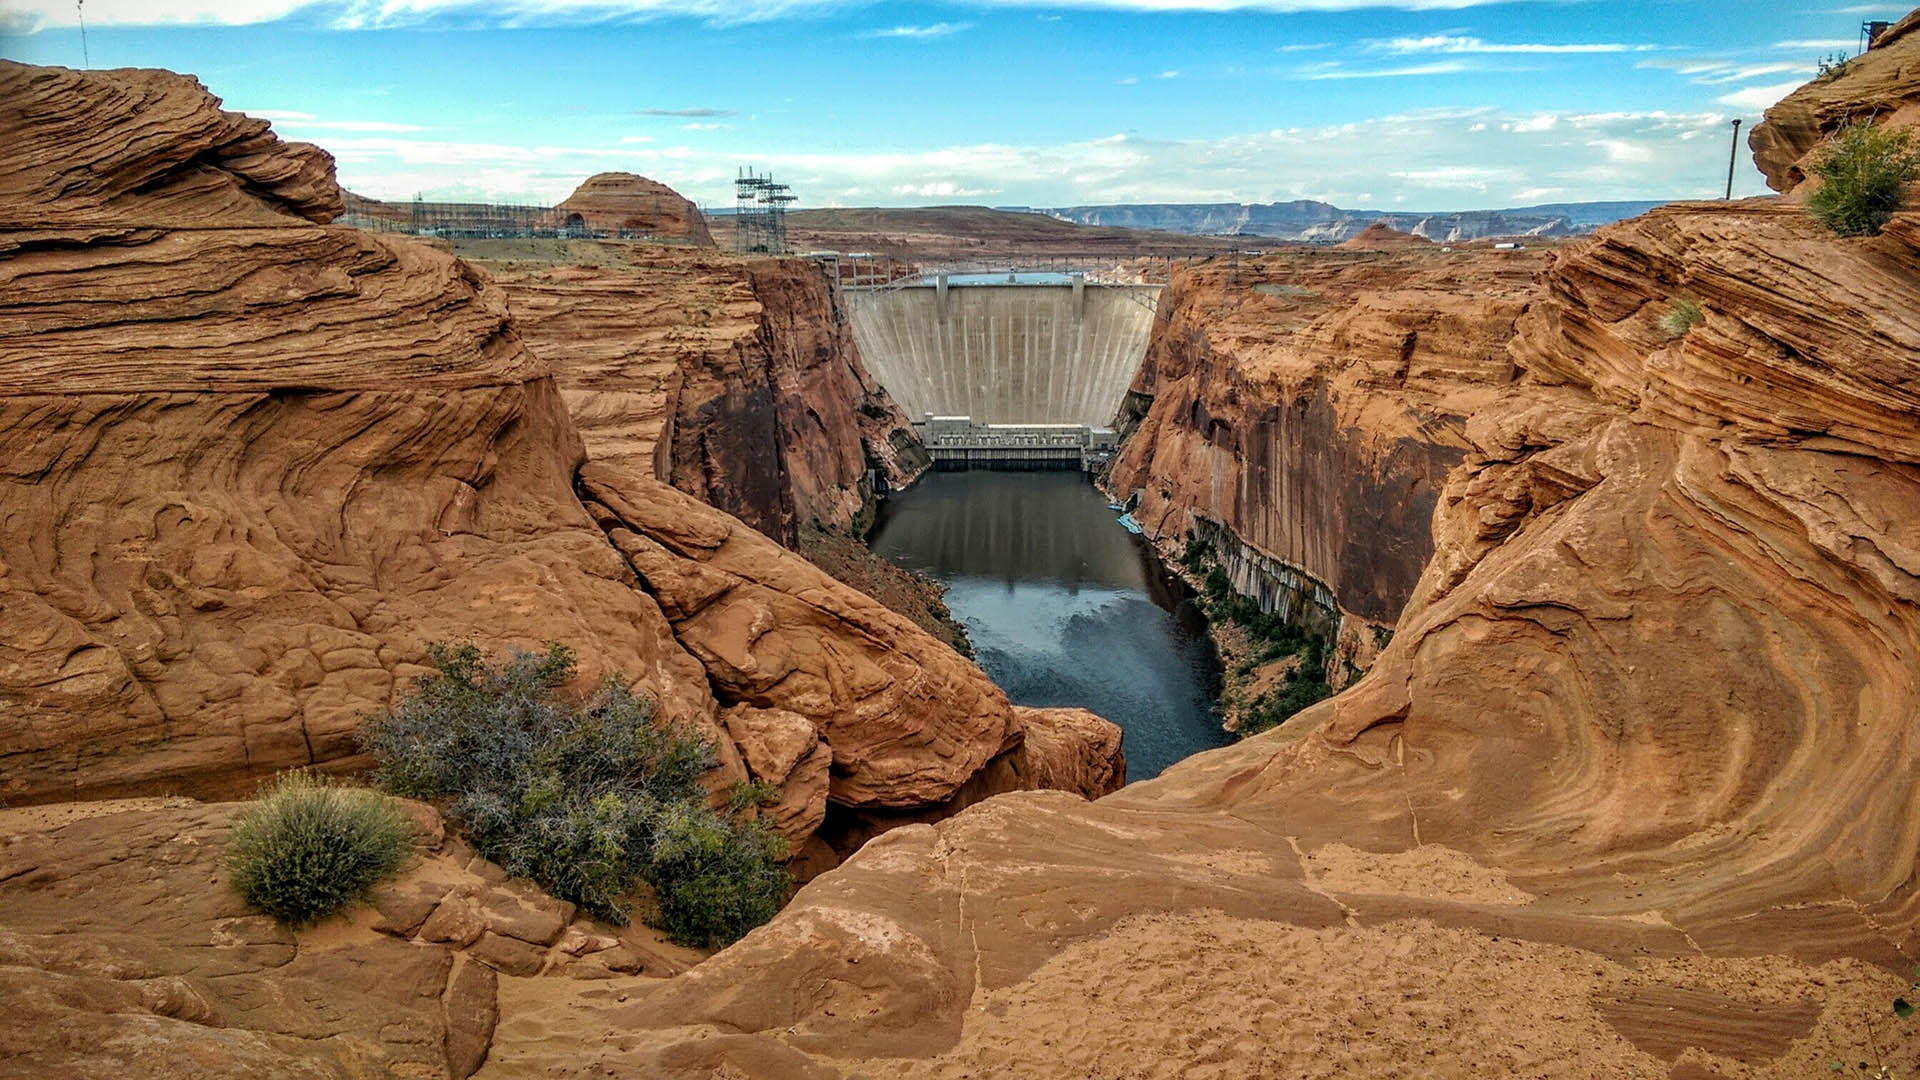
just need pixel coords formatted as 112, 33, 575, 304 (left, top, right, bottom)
844, 277, 1162, 466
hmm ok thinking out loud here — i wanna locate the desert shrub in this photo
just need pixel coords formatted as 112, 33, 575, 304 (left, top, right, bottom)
362, 642, 791, 941
1807, 120, 1920, 237
1658, 298, 1703, 339
646, 801, 792, 947
1185, 542, 1332, 738
225, 771, 412, 926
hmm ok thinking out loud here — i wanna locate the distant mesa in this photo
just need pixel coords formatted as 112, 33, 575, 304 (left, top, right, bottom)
554, 172, 714, 247
1337, 222, 1433, 250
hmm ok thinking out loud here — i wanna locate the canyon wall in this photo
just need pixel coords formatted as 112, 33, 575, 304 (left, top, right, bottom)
846, 282, 1160, 427
0, 61, 1116, 861
475, 248, 927, 546
1110, 243, 1544, 672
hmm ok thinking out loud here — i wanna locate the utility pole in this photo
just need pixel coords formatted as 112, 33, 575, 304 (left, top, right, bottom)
1725, 118, 1743, 200
77, 0, 89, 68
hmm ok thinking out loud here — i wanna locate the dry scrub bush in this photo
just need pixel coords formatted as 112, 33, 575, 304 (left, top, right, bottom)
362, 642, 791, 946
225, 772, 412, 926
1808, 120, 1920, 237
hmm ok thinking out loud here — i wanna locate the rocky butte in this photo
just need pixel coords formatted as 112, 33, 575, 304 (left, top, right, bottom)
0, 11, 1918, 1077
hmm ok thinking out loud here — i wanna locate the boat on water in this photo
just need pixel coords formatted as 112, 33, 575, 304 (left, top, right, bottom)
1117, 513, 1144, 535
1106, 501, 1126, 512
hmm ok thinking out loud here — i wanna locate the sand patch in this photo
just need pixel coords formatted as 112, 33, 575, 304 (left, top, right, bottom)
1301, 841, 1535, 906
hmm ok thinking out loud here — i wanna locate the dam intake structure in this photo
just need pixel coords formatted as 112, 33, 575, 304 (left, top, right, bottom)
843, 271, 1162, 469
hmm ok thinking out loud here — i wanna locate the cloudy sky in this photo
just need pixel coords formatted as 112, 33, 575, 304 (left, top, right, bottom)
0, 0, 1898, 210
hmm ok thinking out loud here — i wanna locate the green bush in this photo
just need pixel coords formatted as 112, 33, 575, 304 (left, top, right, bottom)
647, 801, 791, 948
361, 642, 791, 943
1807, 120, 1920, 237
1658, 299, 1703, 339
225, 772, 412, 926
1183, 538, 1332, 738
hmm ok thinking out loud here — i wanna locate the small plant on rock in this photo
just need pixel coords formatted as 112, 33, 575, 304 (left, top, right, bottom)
361, 641, 791, 944
1658, 298, 1704, 339
225, 771, 413, 927
1807, 120, 1920, 237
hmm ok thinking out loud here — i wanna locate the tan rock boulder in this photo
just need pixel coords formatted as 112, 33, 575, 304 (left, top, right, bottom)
580, 464, 1025, 810
1336, 221, 1433, 250
552, 172, 714, 246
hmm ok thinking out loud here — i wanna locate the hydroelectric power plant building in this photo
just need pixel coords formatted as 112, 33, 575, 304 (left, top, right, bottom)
841, 271, 1160, 469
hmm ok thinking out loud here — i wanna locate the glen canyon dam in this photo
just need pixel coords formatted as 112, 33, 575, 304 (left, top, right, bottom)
2, 3, 1918, 1079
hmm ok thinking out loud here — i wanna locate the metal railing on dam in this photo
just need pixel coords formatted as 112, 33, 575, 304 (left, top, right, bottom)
843, 276, 1163, 432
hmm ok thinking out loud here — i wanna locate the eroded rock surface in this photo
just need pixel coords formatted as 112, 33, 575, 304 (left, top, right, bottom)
553, 172, 714, 247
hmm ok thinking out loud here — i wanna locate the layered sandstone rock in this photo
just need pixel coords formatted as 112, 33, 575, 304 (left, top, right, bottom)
476, 249, 927, 544
0, 61, 1114, 861
579, 464, 1023, 811
1752, 9, 1920, 193
552, 172, 714, 246
1110, 245, 1545, 678
0, 63, 341, 227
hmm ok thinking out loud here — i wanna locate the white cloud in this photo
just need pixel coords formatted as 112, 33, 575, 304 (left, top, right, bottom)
862, 21, 971, 39
321, 103, 1757, 209
619, 134, 655, 143
1773, 38, 1861, 49
1118, 75, 1140, 85
1377, 34, 1658, 54
1159, 69, 1180, 78
1296, 61, 1471, 79
893, 181, 997, 198
1718, 81, 1807, 111
1, 0, 1610, 31
1276, 41, 1333, 52
682, 121, 727, 130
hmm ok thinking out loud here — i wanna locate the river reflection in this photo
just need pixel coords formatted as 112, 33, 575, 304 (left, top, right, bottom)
869, 471, 1227, 780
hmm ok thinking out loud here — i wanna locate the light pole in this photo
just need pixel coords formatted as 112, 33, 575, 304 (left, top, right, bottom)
1725, 118, 1743, 200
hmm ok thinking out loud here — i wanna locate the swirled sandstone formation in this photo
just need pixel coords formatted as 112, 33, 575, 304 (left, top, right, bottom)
1751, 9, 1920, 193
551, 172, 714, 246
0, 61, 1118, 852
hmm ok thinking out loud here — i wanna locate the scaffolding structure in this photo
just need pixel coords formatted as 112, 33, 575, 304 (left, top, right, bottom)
733, 167, 795, 254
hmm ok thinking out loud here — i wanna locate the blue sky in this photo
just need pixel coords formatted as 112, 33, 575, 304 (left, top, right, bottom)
1, 1, 1899, 210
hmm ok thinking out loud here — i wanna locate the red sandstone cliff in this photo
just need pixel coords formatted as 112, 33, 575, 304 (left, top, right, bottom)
1110, 245, 1545, 680
0, 62, 1114, 855
553, 171, 714, 246
476, 248, 927, 545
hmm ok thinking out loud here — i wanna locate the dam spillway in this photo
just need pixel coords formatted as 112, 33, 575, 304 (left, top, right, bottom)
844, 278, 1162, 431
